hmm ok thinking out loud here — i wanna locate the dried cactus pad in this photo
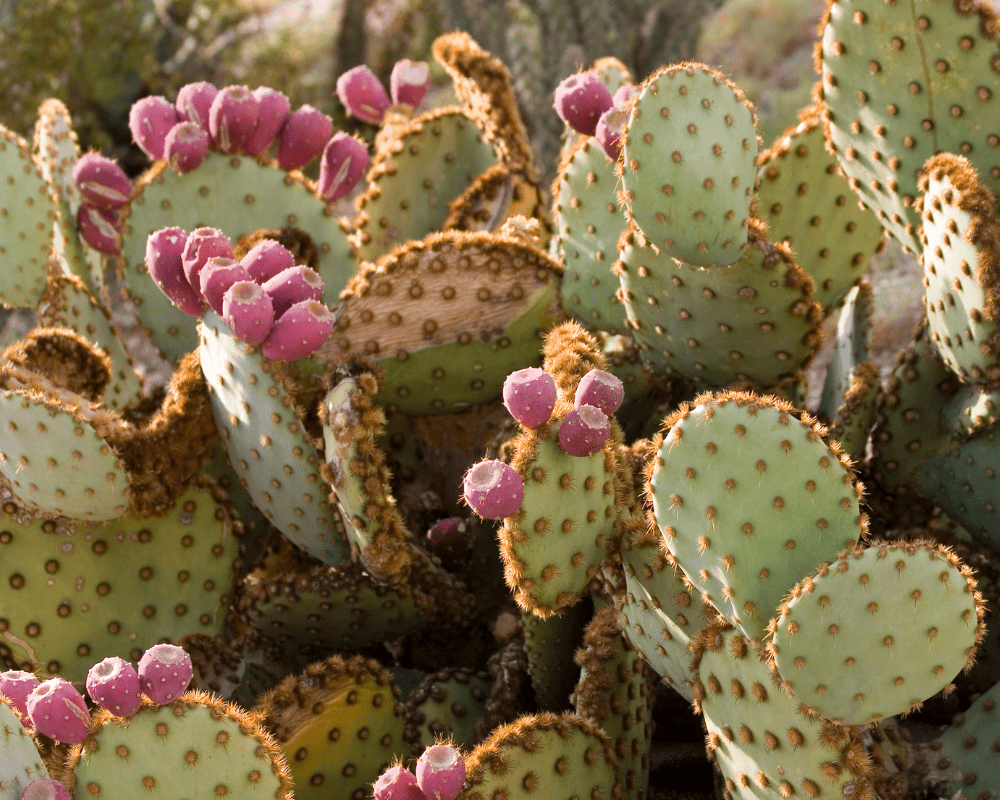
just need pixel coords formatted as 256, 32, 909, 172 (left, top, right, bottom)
0, 700, 48, 800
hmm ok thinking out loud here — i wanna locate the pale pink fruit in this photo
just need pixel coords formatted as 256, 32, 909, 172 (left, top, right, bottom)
200, 256, 250, 315
261, 265, 324, 317
240, 239, 295, 284
77, 205, 121, 254
595, 106, 629, 162
336, 65, 391, 125
244, 87, 291, 156
462, 460, 523, 520
164, 122, 209, 174
86, 656, 142, 717
317, 132, 368, 202
553, 72, 613, 136
557, 405, 610, 456
175, 82, 218, 133
19, 778, 72, 800
71, 153, 132, 210
0, 670, 40, 718
209, 85, 258, 154
276, 105, 334, 170
416, 743, 466, 800
223, 281, 275, 346
261, 300, 335, 361
146, 226, 203, 316
574, 369, 624, 416
181, 227, 233, 291
25, 678, 91, 744
137, 643, 192, 706
390, 59, 431, 108
502, 367, 556, 428
373, 765, 426, 800
129, 95, 179, 160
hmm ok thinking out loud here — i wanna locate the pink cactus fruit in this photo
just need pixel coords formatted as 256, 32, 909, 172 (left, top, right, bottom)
209, 85, 259, 154
240, 239, 295, 284
86, 656, 142, 717
25, 678, 91, 744
146, 226, 203, 316
243, 87, 291, 156
317, 132, 369, 202
164, 121, 210, 174
574, 369, 624, 417
175, 81, 218, 133
462, 459, 524, 520
19, 778, 72, 800
557, 404, 610, 457
502, 367, 557, 428
261, 299, 336, 361
182, 227, 234, 291
373, 764, 426, 800
77, 205, 121, 255
595, 106, 630, 162
612, 83, 640, 107
261, 265, 324, 317
390, 59, 431, 108
276, 105, 334, 170
137, 643, 193, 706
129, 95, 179, 160
71, 153, 132, 210
223, 281, 276, 346
0, 670, 40, 718
416, 743, 466, 800
336, 65, 391, 125
425, 517, 473, 569
200, 256, 251, 315
553, 72, 613, 137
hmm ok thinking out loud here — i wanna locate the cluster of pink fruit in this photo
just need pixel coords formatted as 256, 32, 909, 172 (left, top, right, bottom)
373, 743, 466, 800
335, 59, 432, 125
552, 71, 639, 161
146, 226, 335, 361
462, 366, 625, 520
0, 643, 194, 745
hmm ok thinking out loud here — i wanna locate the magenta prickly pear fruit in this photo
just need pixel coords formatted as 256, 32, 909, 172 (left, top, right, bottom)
146, 226, 203, 316
243, 86, 291, 156
275, 105, 334, 170
200, 256, 250, 315
86, 656, 142, 717
129, 95, 179, 160
557, 405, 610, 457
77, 205, 121, 255
416, 743, 466, 800
209, 85, 259, 154
390, 59, 431, 108
373, 764, 426, 800
19, 778, 72, 800
163, 121, 210, 175
240, 239, 295, 284
223, 281, 276, 346
574, 369, 624, 417
0, 670, 40, 718
462, 460, 524, 520
137, 643, 193, 706
261, 299, 336, 361
317, 132, 369, 202
502, 367, 557, 428
71, 153, 132, 210
261, 265, 324, 317
182, 227, 234, 291
553, 72, 613, 137
25, 678, 91, 744
425, 517, 473, 568
175, 81, 218, 133
595, 106, 629, 162
336, 65, 391, 125
612, 83, 640, 107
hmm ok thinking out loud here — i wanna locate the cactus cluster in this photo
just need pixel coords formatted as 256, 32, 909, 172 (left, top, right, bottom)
3, 4, 1000, 800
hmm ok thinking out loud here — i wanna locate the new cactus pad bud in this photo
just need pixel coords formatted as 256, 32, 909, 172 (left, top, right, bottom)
261, 299, 336, 361
553, 71, 613, 136
25, 678, 91, 744
182, 227, 234, 291
336, 64, 391, 125
463, 459, 524, 520
71, 152, 132, 210
146, 226, 203, 315
595, 106, 629, 162
557, 405, 610, 456
129, 95, 179, 160
20, 778, 72, 800
416, 743, 466, 800
137, 643, 193, 705
175, 81, 218, 133
244, 86, 291, 155
502, 367, 557, 428
373, 764, 426, 800
317, 132, 369, 202
209, 85, 259, 154
390, 59, 432, 108
262, 265, 324, 317
240, 239, 296, 283
200, 256, 250, 315
163, 121, 209, 174
77, 204, 121, 254
86, 656, 141, 717
0, 670, 40, 718
574, 369, 624, 416
276, 104, 334, 170
223, 280, 275, 345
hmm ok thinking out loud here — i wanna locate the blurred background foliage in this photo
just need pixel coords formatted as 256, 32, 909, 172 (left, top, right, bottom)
0, 0, 825, 181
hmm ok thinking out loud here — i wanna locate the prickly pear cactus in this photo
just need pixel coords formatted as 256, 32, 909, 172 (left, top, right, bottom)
0, 700, 48, 800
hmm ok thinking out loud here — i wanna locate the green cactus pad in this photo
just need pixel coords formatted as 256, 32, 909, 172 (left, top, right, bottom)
0, 478, 239, 681
693, 624, 875, 800
928, 677, 1000, 797
404, 668, 491, 749
617, 220, 822, 390
818, 281, 873, 421
0, 700, 48, 800
199, 311, 352, 565
756, 104, 884, 312
353, 108, 500, 262
67, 692, 293, 800
770, 541, 985, 726
919, 152, 1000, 385
119, 154, 356, 363
818, 0, 1000, 255
646, 391, 865, 641
621, 62, 758, 267
0, 125, 55, 309
828, 360, 880, 464
522, 602, 590, 712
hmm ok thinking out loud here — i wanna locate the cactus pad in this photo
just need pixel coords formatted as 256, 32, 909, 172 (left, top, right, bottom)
0, 700, 48, 800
